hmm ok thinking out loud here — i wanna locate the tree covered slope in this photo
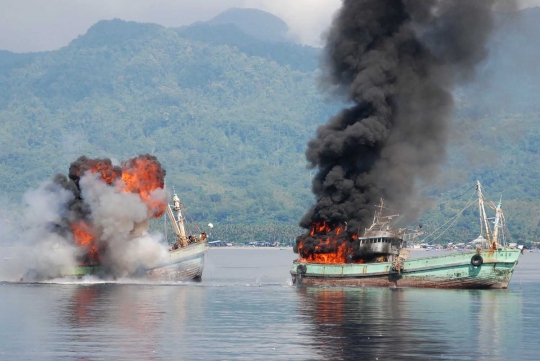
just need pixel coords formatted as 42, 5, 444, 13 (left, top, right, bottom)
1, 9, 540, 245
0, 19, 336, 231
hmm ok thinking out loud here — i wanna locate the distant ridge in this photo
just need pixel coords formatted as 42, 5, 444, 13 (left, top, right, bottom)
71, 19, 163, 48
177, 8, 319, 72
202, 8, 289, 43
175, 23, 320, 72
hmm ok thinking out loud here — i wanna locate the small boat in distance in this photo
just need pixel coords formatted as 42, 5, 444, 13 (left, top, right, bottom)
291, 181, 521, 289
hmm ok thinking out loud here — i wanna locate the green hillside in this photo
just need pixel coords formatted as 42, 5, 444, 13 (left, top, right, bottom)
0, 19, 339, 244
0, 11, 539, 246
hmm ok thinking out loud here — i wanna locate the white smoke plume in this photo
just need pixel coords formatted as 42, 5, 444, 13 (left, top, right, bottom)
0, 155, 171, 282
79, 173, 170, 277
0, 182, 80, 281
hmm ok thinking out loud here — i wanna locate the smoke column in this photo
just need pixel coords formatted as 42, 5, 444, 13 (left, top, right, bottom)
295, 0, 515, 260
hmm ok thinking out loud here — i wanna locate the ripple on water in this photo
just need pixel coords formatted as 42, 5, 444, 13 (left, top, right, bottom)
0, 249, 539, 360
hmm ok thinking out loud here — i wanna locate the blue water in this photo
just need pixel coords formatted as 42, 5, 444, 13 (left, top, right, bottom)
1, 249, 539, 360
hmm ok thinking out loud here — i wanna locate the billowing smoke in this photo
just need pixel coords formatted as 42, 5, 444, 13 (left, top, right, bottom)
1, 154, 169, 281
295, 0, 515, 261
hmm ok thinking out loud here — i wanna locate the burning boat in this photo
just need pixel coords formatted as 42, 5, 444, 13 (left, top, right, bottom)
291, 182, 521, 289
18, 155, 206, 282
55, 191, 207, 281
286, 1, 519, 289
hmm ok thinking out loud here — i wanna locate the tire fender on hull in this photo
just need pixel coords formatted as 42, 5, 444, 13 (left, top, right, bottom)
293, 264, 306, 285
471, 254, 483, 267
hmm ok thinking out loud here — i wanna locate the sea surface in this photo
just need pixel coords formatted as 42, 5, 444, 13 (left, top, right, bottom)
1, 249, 539, 360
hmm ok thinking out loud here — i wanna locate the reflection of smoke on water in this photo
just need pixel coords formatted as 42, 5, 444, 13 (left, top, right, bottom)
296, 287, 524, 360
297, 287, 450, 360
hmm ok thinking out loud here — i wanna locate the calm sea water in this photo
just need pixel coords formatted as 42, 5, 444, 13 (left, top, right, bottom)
1, 249, 539, 360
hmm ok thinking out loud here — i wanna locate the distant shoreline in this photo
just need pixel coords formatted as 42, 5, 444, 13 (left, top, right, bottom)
207, 247, 447, 251
208, 246, 293, 250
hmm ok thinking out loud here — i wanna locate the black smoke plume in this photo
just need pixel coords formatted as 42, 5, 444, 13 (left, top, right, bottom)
295, 0, 515, 259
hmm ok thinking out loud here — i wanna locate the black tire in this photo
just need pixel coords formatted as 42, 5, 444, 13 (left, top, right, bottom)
471, 254, 483, 266
297, 264, 307, 275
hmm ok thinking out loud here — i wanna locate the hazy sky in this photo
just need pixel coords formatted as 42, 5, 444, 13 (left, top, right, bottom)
0, 0, 538, 53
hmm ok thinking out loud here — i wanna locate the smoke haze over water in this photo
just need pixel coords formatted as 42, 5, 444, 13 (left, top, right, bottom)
296, 0, 515, 258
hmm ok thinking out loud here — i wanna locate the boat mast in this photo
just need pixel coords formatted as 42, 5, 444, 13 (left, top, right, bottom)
166, 190, 188, 247
491, 196, 503, 250
476, 181, 493, 249
374, 199, 383, 224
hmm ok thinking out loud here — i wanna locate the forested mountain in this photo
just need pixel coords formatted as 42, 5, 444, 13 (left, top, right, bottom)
0, 17, 336, 244
0, 8, 539, 245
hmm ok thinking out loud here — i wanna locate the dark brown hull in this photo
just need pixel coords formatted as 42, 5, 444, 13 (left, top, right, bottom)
294, 274, 510, 289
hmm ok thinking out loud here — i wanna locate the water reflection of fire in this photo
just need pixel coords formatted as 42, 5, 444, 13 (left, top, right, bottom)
70, 286, 100, 327
296, 287, 455, 360
312, 288, 346, 324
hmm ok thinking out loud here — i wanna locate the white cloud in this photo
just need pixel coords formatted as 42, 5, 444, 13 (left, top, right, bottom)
0, 0, 244, 52
243, 0, 341, 46
0, 0, 539, 52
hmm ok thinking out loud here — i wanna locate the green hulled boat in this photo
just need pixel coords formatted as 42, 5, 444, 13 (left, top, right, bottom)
292, 182, 522, 289
291, 248, 520, 289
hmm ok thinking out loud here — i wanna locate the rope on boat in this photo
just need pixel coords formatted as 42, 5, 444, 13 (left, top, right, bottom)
428, 182, 477, 210
182, 206, 203, 235
423, 192, 477, 244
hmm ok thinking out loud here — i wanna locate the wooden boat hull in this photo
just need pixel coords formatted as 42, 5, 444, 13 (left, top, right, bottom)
291, 249, 521, 289
147, 242, 206, 281
51, 242, 207, 281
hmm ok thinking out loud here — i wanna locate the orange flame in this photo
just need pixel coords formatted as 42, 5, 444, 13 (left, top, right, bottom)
66, 155, 167, 267
298, 221, 365, 264
89, 162, 120, 184
71, 158, 121, 185
121, 157, 166, 217
72, 221, 99, 264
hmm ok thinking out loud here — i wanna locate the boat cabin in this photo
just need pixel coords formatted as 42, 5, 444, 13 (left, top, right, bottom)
356, 235, 403, 254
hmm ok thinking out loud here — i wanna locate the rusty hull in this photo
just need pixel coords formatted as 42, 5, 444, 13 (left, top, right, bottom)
291, 249, 521, 290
